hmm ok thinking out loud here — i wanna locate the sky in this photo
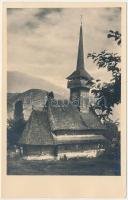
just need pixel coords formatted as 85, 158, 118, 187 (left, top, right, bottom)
7, 7, 121, 90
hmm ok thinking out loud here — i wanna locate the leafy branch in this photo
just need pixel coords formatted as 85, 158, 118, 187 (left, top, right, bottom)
107, 30, 121, 45
87, 30, 121, 121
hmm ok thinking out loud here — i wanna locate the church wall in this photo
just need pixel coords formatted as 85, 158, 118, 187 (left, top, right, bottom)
57, 142, 105, 153
58, 143, 91, 153
22, 145, 55, 156
70, 87, 90, 113
57, 143, 106, 159
70, 88, 80, 102
21, 141, 107, 158
79, 89, 89, 113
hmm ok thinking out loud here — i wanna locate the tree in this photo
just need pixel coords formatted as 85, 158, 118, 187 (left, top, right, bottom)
88, 30, 121, 122
7, 118, 26, 146
8, 100, 26, 146
14, 100, 24, 121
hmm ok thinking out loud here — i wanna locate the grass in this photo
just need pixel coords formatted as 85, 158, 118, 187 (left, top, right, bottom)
7, 157, 120, 175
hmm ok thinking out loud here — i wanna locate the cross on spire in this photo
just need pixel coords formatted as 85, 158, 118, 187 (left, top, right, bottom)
80, 15, 83, 25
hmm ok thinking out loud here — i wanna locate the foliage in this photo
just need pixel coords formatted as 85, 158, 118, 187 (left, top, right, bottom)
88, 30, 121, 121
7, 100, 26, 146
107, 30, 121, 45
7, 118, 26, 146
102, 131, 120, 160
14, 100, 24, 121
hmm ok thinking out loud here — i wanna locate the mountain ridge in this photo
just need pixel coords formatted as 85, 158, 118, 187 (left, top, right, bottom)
7, 71, 69, 98
7, 88, 66, 120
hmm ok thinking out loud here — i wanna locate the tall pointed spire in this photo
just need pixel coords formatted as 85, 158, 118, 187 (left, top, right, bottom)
67, 18, 93, 81
67, 18, 93, 112
76, 19, 85, 70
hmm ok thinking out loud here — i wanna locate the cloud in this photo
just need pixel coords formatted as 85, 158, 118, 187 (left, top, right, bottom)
7, 7, 121, 90
7, 8, 63, 33
35, 8, 62, 20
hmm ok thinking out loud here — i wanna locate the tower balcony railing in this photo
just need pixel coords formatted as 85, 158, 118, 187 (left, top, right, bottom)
67, 79, 90, 89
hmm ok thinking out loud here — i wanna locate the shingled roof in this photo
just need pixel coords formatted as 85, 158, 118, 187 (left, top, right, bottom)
19, 100, 108, 145
47, 101, 106, 131
48, 102, 88, 131
67, 69, 93, 81
19, 110, 54, 145
80, 110, 105, 130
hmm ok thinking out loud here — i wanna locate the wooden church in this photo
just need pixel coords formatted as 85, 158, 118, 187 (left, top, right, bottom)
19, 22, 113, 159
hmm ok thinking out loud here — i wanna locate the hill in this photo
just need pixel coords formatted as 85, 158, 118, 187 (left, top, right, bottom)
7, 89, 63, 120
7, 71, 68, 97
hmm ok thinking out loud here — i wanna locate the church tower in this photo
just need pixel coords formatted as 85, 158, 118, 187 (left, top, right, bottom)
67, 21, 93, 113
